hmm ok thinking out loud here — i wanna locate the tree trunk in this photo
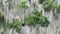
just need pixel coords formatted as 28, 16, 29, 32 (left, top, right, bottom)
36, 26, 40, 34
2, 0, 9, 34
31, 26, 33, 34
12, 28, 14, 34
45, 27, 46, 34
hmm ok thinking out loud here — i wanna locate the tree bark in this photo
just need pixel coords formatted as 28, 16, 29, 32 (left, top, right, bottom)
45, 27, 46, 34
36, 26, 40, 34
12, 28, 14, 34
2, 0, 9, 34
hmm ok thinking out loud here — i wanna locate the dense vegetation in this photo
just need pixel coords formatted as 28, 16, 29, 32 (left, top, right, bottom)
0, 0, 60, 34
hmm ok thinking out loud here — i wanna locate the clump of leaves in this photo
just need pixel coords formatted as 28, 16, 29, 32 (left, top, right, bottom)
8, 19, 22, 33
43, 0, 54, 11
24, 9, 41, 27
24, 15, 35, 26
52, 5, 60, 13
16, 28, 21, 33
24, 9, 50, 27
56, 5, 60, 13
38, 0, 46, 4
39, 16, 50, 27
17, 0, 29, 9
8, 19, 20, 28
52, 5, 57, 11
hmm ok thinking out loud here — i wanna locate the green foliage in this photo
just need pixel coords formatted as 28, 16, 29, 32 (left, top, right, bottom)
24, 9, 41, 27
56, 5, 60, 13
39, 16, 50, 27
24, 9, 50, 27
52, 5, 57, 11
52, 5, 60, 13
16, 28, 21, 33
24, 15, 35, 26
0, 10, 4, 18
8, 3, 12, 10
7, 19, 22, 33
0, 31, 3, 34
38, 0, 45, 4
17, 0, 29, 9
8, 19, 20, 28
43, 0, 54, 11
